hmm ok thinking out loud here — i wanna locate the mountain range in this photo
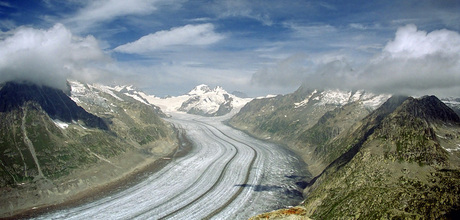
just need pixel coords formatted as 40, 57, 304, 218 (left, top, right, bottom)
2, 79, 459, 219
229, 86, 392, 175
232, 86, 460, 219
138, 84, 252, 117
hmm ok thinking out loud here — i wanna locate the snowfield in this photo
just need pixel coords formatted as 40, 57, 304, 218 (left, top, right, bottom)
294, 89, 391, 110
36, 113, 309, 219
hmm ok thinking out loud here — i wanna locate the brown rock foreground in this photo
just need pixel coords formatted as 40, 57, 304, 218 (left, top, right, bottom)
249, 206, 313, 220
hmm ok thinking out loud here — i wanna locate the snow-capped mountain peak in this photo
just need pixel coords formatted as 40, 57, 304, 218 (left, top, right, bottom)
214, 86, 226, 94
70, 80, 151, 108
179, 85, 252, 116
139, 84, 252, 117
68, 81, 252, 117
188, 84, 212, 95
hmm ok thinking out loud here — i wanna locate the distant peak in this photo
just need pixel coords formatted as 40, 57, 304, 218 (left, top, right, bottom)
391, 95, 460, 124
188, 84, 212, 95
188, 84, 211, 95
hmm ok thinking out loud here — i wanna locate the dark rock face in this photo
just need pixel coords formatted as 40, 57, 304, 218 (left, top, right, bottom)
214, 94, 233, 116
0, 81, 108, 130
400, 96, 460, 124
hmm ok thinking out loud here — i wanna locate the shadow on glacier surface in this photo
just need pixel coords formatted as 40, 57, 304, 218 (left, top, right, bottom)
285, 175, 310, 189
234, 184, 303, 198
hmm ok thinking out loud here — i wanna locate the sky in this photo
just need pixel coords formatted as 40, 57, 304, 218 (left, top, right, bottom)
0, 0, 459, 97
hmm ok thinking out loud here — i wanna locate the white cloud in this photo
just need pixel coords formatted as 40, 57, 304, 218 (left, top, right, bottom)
0, 19, 16, 31
349, 23, 367, 30
209, 0, 273, 26
285, 23, 337, 38
348, 23, 382, 31
73, 0, 155, 22
359, 24, 460, 95
106, 60, 256, 97
66, 0, 183, 32
73, 0, 156, 22
0, 23, 109, 90
114, 23, 224, 54
382, 24, 460, 59
253, 24, 460, 97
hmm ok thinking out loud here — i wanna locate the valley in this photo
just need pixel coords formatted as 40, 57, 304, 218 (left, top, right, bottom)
35, 113, 309, 219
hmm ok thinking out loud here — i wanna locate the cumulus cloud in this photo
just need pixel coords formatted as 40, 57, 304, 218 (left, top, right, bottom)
358, 24, 460, 95
255, 24, 460, 97
382, 24, 460, 59
0, 23, 109, 90
114, 23, 224, 54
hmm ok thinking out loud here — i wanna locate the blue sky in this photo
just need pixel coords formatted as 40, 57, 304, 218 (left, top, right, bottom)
0, 0, 459, 97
